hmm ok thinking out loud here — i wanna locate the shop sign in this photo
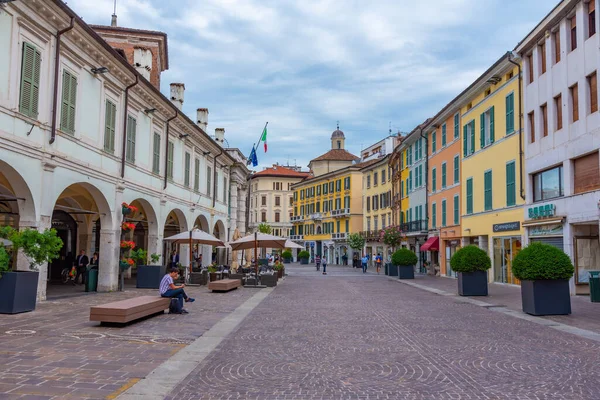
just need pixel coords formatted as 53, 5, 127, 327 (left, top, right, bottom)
528, 203, 555, 219
528, 224, 563, 237
493, 221, 521, 233
449, 240, 459, 246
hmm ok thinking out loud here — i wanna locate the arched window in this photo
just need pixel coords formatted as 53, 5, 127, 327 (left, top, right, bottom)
337, 140, 341, 149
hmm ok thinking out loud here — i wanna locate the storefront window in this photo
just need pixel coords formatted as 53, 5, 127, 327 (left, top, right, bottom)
533, 165, 563, 202
493, 237, 522, 284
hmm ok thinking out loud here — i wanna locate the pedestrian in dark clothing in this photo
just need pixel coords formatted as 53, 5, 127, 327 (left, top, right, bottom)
75, 250, 89, 285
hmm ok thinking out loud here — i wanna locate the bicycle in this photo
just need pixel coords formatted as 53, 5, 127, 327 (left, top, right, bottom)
61, 266, 76, 284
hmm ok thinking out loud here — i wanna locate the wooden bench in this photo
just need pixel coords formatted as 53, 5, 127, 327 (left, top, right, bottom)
208, 278, 241, 292
90, 296, 171, 324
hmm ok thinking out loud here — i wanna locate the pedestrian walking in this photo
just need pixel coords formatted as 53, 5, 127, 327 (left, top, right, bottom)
322, 257, 327, 275
315, 255, 321, 271
361, 254, 368, 274
375, 253, 382, 274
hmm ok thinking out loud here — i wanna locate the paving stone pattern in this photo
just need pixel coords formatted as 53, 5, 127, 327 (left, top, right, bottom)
0, 284, 255, 399
168, 265, 600, 400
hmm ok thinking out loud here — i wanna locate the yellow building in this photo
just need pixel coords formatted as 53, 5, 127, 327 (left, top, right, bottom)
361, 155, 393, 261
291, 128, 363, 265
390, 142, 409, 227
460, 54, 525, 284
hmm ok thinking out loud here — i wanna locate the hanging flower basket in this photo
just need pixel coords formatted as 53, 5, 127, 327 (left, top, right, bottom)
121, 202, 138, 215
121, 222, 136, 232
119, 258, 134, 271
120, 240, 135, 250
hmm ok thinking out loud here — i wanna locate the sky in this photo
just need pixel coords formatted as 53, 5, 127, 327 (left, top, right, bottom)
70, 0, 554, 171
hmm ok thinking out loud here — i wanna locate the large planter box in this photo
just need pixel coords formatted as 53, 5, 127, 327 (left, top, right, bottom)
388, 264, 398, 277
229, 273, 244, 285
398, 265, 414, 279
283, 258, 291, 264
457, 270, 488, 296
300, 258, 308, 265
261, 274, 277, 287
384, 263, 389, 276
209, 272, 218, 282
190, 270, 208, 285
0, 271, 39, 314
276, 269, 284, 279
521, 279, 571, 316
136, 265, 163, 289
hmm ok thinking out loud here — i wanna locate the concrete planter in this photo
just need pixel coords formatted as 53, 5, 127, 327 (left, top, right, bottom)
457, 270, 488, 296
283, 258, 291, 264
388, 263, 398, 277
398, 265, 414, 279
520, 279, 571, 316
384, 263, 390, 275
190, 270, 208, 285
0, 271, 39, 314
136, 265, 163, 289
261, 274, 277, 287
300, 258, 308, 265
209, 272, 218, 282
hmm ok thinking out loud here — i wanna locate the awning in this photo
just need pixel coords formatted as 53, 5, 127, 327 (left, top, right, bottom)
522, 217, 564, 227
420, 236, 439, 251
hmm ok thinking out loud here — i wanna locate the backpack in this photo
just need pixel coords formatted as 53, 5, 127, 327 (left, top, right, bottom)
168, 298, 182, 314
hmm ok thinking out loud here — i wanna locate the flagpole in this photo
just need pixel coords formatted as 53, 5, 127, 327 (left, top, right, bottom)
253, 122, 268, 153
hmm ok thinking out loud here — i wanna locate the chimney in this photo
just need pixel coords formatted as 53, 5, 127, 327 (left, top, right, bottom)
170, 83, 185, 110
197, 108, 208, 132
111, 13, 117, 27
215, 128, 225, 146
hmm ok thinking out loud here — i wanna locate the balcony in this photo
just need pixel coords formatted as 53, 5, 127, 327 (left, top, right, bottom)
332, 232, 348, 240
361, 230, 381, 242
290, 235, 304, 240
309, 212, 323, 221
399, 220, 428, 233
331, 208, 350, 218
291, 215, 305, 222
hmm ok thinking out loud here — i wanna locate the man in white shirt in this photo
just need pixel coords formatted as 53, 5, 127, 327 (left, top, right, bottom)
159, 267, 195, 314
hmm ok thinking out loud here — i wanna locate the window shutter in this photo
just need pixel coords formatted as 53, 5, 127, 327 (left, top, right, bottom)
484, 171, 492, 210
480, 113, 485, 149
454, 195, 459, 224
463, 125, 468, 156
470, 121, 475, 154
432, 132, 436, 153
19, 43, 41, 118
432, 168, 436, 191
432, 203, 436, 229
104, 100, 116, 152
68, 73, 77, 133
466, 178, 473, 214
454, 155, 459, 183
442, 199, 446, 227
506, 162, 516, 206
60, 71, 70, 132
489, 106, 495, 143
506, 94, 514, 133
442, 163, 446, 188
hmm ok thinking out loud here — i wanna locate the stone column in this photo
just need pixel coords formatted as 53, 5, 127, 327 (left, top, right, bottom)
230, 184, 239, 236
147, 234, 161, 263
19, 216, 52, 301
237, 185, 247, 236
478, 235, 489, 254
461, 237, 471, 247
98, 229, 120, 292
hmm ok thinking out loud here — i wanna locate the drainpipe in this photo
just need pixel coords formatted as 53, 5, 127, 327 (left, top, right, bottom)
507, 52, 526, 200
163, 111, 178, 189
49, 17, 74, 145
419, 127, 429, 231
212, 148, 224, 207
120, 76, 138, 178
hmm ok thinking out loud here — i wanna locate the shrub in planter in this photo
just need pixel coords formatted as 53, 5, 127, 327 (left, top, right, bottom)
208, 265, 219, 282
450, 245, 491, 296
392, 249, 418, 279
512, 242, 574, 316
298, 250, 310, 265
282, 250, 293, 263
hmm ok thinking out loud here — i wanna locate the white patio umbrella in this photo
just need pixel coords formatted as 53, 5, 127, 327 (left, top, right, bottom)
229, 232, 287, 275
284, 240, 304, 249
0, 239, 12, 247
164, 229, 225, 274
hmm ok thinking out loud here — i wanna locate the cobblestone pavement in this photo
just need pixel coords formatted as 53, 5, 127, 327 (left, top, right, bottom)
395, 274, 600, 334
167, 264, 600, 400
0, 284, 256, 399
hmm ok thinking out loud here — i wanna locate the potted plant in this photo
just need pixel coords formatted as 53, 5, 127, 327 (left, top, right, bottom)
512, 242, 574, 316
382, 226, 403, 276
282, 250, 293, 264
273, 262, 284, 279
392, 248, 418, 279
450, 245, 491, 296
133, 248, 161, 289
207, 265, 219, 282
298, 250, 310, 265
121, 202, 138, 215
121, 222, 135, 232
0, 227, 62, 314
120, 240, 135, 250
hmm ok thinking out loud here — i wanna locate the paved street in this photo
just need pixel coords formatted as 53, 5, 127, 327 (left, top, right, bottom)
167, 265, 600, 400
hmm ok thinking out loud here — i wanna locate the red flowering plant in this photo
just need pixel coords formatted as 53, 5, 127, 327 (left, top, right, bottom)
121, 202, 138, 215
120, 240, 135, 250
382, 226, 403, 248
121, 222, 135, 232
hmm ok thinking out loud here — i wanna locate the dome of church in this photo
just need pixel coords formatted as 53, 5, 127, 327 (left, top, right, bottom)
331, 129, 345, 139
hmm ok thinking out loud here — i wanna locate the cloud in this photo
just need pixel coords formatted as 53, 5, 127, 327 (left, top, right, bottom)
69, 0, 554, 170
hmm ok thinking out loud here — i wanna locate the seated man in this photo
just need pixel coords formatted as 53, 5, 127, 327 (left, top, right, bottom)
159, 267, 195, 314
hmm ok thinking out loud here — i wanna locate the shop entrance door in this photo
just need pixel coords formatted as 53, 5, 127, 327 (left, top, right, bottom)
493, 237, 522, 285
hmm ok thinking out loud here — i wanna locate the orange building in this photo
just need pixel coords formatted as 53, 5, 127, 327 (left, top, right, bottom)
423, 108, 462, 276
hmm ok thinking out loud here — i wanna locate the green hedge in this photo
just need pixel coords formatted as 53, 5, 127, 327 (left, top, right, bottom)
391, 249, 418, 266
512, 242, 574, 281
282, 250, 293, 259
298, 250, 310, 260
450, 245, 491, 273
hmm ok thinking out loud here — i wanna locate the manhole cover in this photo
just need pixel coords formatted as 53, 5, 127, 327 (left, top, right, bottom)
5, 329, 36, 335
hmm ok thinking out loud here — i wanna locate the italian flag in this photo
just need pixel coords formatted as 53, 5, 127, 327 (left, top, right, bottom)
261, 126, 267, 152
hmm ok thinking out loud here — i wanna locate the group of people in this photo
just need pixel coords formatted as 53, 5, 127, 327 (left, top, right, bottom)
67, 250, 99, 285
314, 255, 327, 275
359, 253, 383, 274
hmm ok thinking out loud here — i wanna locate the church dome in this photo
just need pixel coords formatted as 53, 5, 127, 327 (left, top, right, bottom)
331, 129, 345, 139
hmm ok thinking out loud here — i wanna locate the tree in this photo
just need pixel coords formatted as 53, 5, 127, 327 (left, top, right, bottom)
0, 227, 63, 270
258, 223, 272, 234
381, 226, 403, 248
347, 233, 365, 251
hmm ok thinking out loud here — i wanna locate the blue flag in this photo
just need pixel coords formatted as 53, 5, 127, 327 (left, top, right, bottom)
249, 147, 258, 167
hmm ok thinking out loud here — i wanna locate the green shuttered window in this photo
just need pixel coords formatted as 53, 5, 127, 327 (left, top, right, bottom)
167, 141, 174, 179
60, 70, 77, 134
441, 124, 447, 146
125, 116, 136, 162
152, 132, 160, 173
506, 161, 516, 206
432, 132, 437, 153
484, 171, 493, 211
184, 152, 191, 187
104, 100, 116, 152
194, 159, 200, 192
454, 113, 459, 139
466, 178, 473, 214
506, 93, 515, 134
432, 168, 437, 192
441, 199, 447, 227
441, 163, 447, 189
453, 155, 459, 184
431, 203, 437, 229
453, 195, 459, 224
19, 43, 41, 119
